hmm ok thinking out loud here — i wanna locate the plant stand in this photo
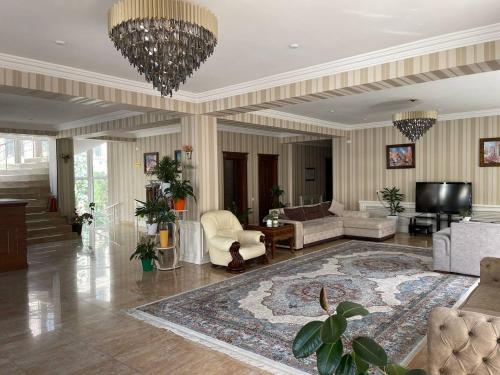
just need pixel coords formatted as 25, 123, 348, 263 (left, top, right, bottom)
153, 210, 187, 271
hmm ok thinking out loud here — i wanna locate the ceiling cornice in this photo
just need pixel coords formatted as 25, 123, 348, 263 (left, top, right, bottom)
255, 110, 351, 130
1, 23, 499, 105
192, 22, 500, 102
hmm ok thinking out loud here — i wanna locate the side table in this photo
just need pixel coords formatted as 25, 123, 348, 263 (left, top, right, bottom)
246, 224, 295, 259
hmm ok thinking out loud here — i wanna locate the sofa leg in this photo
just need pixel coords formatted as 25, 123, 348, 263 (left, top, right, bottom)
227, 241, 245, 274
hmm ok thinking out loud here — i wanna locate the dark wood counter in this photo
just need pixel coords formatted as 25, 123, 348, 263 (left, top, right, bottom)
0, 199, 28, 272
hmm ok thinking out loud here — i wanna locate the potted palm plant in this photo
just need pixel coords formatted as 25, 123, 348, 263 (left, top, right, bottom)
378, 187, 406, 227
271, 185, 286, 209
130, 240, 158, 272
152, 156, 181, 192
135, 199, 162, 235
71, 202, 95, 235
168, 179, 196, 211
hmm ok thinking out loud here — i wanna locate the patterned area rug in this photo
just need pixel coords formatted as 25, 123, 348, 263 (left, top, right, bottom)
129, 241, 478, 374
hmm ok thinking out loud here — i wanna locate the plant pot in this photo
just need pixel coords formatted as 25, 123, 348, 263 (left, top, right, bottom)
146, 222, 158, 235
159, 229, 169, 248
141, 258, 154, 272
386, 215, 399, 229
185, 151, 192, 160
174, 198, 186, 211
72, 223, 83, 236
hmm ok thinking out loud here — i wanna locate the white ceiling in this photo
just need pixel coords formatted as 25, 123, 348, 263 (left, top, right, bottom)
0, 93, 142, 130
1, 0, 500, 94
275, 71, 500, 125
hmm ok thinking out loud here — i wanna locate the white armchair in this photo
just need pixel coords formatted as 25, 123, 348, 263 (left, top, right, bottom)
201, 210, 267, 273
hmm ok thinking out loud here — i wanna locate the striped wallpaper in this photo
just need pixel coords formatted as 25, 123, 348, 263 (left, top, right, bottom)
56, 138, 76, 219
333, 116, 500, 210
293, 143, 332, 205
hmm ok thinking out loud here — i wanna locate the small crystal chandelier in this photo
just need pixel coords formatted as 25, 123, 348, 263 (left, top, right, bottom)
108, 0, 218, 97
392, 111, 438, 142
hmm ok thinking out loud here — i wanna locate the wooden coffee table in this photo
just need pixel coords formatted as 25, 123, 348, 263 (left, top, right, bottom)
246, 224, 295, 259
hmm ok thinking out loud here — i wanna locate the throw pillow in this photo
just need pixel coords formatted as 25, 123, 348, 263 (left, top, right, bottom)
328, 200, 345, 217
283, 207, 306, 221
303, 204, 325, 220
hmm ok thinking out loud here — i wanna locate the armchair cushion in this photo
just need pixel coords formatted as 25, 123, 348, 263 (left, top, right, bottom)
236, 230, 264, 244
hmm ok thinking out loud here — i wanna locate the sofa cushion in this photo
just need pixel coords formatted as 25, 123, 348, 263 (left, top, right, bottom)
328, 200, 344, 217
303, 217, 344, 244
303, 204, 324, 220
342, 217, 395, 230
284, 207, 306, 221
320, 201, 332, 217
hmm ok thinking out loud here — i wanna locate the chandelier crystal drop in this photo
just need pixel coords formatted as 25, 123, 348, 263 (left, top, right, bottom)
108, 0, 218, 97
392, 111, 438, 142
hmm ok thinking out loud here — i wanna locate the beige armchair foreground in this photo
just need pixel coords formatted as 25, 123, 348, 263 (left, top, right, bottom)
201, 210, 267, 273
426, 258, 500, 374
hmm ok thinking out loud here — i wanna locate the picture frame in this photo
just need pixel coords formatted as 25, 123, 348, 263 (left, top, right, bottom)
480, 137, 500, 167
386, 143, 415, 169
305, 168, 316, 182
143, 152, 159, 174
174, 150, 182, 163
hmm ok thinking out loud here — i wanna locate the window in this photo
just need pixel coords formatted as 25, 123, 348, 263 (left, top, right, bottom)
74, 143, 108, 227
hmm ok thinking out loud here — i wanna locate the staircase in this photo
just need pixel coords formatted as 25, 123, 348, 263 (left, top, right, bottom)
0, 158, 79, 245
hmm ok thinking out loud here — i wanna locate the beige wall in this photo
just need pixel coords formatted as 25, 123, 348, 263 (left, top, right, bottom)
292, 144, 332, 205
333, 116, 500, 210
56, 138, 75, 219
217, 131, 289, 224
108, 130, 292, 224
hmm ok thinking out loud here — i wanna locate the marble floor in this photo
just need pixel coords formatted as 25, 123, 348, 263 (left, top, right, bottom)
0, 225, 432, 375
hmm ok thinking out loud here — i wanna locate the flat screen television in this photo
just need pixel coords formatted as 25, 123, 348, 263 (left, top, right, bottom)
415, 182, 472, 214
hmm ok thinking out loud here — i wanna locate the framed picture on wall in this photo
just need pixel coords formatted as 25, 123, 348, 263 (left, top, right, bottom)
386, 143, 415, 169
305, 168, 316, 182
480, 137, 500, 167
144, 152, 159, 174
174, 150, 182, 163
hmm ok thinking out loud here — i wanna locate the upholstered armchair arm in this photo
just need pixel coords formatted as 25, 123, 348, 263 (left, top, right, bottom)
236, 230, 264, 244
480, 257, 500, 286
208, 236, 238, 251
343, 210, 370, 218
279, 219, 304, 249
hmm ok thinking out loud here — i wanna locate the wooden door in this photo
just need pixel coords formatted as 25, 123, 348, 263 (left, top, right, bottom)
325, 157, 333, 201
258, 154, 279, 222
223, 152, 248, 219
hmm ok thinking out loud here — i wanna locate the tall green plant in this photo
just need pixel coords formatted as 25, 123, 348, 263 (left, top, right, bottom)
167, 179, 197, 201
152, 156, 181, 183
292, 287, 426, 375
135, 199, 162, 224
380, 187, 406, 216
271, 185, 286, 209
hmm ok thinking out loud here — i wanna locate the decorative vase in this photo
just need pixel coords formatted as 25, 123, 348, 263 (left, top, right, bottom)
174, 198, 186, 211
159, 229, 169, 248
386, 215, 399, 230
72, 223, 83, 236
266, 219, 272, 227
272, 219, 279, 227
141, 258, 154, 272
185, 151, 192, 160
146, 222, 158, 235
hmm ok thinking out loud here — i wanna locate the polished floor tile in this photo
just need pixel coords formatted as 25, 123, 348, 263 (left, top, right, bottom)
0, 225, 431, 374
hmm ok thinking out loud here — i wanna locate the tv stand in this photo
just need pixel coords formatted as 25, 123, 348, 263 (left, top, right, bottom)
409, 213, 455, 234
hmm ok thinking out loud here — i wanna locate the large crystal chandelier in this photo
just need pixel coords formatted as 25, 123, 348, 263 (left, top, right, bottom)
392, 111, 438, 142
108, 0, 218, 97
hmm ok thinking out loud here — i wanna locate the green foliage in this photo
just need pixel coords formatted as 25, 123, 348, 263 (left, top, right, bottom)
157, 209, 176, 226
292, 287, 427, 375
72, 202, 95, 225
135, 199, 163, 224
152, 156, 181, 183
270, 185, 286, 208
168, 179, 196, 201
129, 240, 158, 261
227, 201, 253, 225
380, 187, 406, 215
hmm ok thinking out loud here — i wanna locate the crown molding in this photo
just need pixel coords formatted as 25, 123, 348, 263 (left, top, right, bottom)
217, 123, 297, 138
57, 110, 144, 130
0, 53, 197, 102
192, 23, 500, 102
1, 23, 499, 105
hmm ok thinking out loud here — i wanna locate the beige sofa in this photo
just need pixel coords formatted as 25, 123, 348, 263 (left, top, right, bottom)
277, 202, 396, 249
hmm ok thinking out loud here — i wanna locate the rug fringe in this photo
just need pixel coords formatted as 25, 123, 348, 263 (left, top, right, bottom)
127, 309, 309, 375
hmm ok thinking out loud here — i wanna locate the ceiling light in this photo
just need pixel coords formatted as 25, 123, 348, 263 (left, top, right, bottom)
289, 43, 300, 49
54, 40, 66, 46
329, 110, 335, 113
392, 111, 438, 142
108, 0, 218, 97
